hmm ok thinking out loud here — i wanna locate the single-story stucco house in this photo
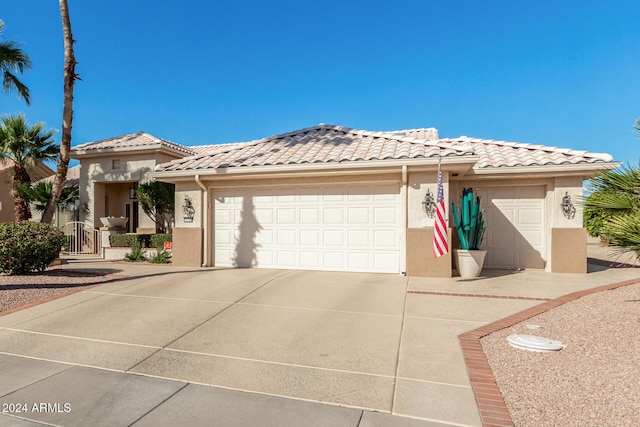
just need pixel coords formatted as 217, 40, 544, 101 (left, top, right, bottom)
70, 124, 618, 276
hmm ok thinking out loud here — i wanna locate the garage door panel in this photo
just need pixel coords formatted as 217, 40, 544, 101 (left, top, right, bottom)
374, 207, 396, 224
214, 185, 400, 273
518, 209, 543, 225
374, 230, 397, 247
299, 229, 320, 245
347, 252, 370, 270
299, 208, 319, 224
518, 187, 545, 199
323, 208, 344, 224
275, 193, 296, 203
254, 194, 273, 204
276, 209, 296, 224
323, 252, 345, 269
216, 209, 233, 224
254, 208, 273, 224
323, 194, 345, 202
518, 231, 543, 247
256, 250, 273, 266
374, 253, 399, 273
299, 251, 320, 268
276, 229, 296, 245
215, 229, 233, 244
475, 187, 545, 269
255, 229, 273, 245
276, 251, 296, 267
348, 207, 370, 224
323, 229, 344, 245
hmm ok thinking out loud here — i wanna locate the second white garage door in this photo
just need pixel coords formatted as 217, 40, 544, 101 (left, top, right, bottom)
213, 184, 401, 273
476, 187, 546, 269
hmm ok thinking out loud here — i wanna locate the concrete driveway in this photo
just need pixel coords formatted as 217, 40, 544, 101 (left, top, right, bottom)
1, 256, 638, 426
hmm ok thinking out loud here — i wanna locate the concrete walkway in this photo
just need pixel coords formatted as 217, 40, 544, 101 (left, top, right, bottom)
0, 252, 638, 426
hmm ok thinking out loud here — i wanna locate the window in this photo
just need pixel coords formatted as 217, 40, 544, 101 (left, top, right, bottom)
112, 159, 120, 169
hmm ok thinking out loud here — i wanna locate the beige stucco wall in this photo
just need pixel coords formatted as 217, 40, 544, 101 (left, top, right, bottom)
175, 182, 204, 228
406, 227, 452, 277
551, 228, 587, 273
552, 176, 584, 228
407, 171, 449, 229
0, 170, 14, 223
79, 153, 159, 229
172, 227, 203, 267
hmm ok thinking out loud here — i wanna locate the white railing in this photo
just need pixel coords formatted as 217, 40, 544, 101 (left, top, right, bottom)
60, 221, 101, 255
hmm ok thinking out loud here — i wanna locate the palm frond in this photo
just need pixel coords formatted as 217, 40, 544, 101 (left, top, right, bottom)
601, 214, 640, 259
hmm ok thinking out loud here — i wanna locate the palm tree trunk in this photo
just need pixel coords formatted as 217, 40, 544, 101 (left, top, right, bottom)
41, 0, 76, 224
12, 164, 32, 221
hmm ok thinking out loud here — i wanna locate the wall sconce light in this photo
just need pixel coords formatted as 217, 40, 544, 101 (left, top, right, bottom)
129, 182, 138, 200
422, 189, 436, 218
182, 196, 195, 223
561, 192, 576, 219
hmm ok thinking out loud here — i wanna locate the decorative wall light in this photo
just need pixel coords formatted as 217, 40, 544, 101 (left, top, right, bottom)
129, 182, 138, 200
422, 189, 436, 218
561, 191, 576, 219
182, 196, 195, 223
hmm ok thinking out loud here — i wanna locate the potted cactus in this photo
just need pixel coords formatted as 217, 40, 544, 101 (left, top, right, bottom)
452, 188, 487, 278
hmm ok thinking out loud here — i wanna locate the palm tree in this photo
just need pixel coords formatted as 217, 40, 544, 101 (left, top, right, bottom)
585, 163, 640, 258
0, 21, 32, 105
0, 114, 58, 221
14, 181, 79, 213
41, 0, 77, 224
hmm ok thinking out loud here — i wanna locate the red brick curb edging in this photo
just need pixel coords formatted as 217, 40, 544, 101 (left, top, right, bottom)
459, 278, 640, 427
407, 290, 550, 301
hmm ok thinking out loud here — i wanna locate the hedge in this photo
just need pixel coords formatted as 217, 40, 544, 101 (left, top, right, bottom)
109, 234, 172, 249
0, 222, 65, 275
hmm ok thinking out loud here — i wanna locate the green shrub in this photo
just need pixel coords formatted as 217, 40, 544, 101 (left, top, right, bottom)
123, 241, 147, 262
149, 249, 172, 264
109, 234, 172, 249
110, 234, 150, 248
150, 234, 172, 250
0, 222, 65, 275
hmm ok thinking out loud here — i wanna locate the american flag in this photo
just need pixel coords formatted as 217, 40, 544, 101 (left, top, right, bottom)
433, 157, 449, 257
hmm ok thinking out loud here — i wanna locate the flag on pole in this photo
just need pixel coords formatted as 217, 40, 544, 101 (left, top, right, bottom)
433, 157, 449, 257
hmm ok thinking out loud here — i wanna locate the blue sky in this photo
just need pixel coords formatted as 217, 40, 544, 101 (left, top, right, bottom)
2, 1, 639, 165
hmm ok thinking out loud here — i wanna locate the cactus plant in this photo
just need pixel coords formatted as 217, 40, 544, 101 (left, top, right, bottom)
452, 188, 486, 250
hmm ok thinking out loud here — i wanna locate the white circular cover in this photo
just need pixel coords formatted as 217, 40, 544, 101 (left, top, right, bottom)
507, 334, 564, 352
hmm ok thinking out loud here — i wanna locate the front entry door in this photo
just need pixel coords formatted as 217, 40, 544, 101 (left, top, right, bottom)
125, 202, 139, 233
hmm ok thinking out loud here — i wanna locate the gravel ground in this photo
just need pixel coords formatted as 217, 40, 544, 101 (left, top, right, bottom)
0, 269, 113, 313
481, 282, 640, 427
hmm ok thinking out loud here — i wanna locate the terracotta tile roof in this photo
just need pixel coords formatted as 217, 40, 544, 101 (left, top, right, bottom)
39, 164, 80, 186
156, 125, 473, 172
439, 136, 614, 168
156, 124, 613, 173
189, 141, 255, 155
72, 132, 196, 156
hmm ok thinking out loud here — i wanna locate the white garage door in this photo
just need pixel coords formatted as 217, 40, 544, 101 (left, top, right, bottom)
476, 187, 545, 269
213, 184, 401, 273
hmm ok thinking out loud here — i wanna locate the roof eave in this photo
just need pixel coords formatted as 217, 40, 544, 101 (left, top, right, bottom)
71, 144, 193, 159
150, 155, 481, 183
463, 162, 621, 179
